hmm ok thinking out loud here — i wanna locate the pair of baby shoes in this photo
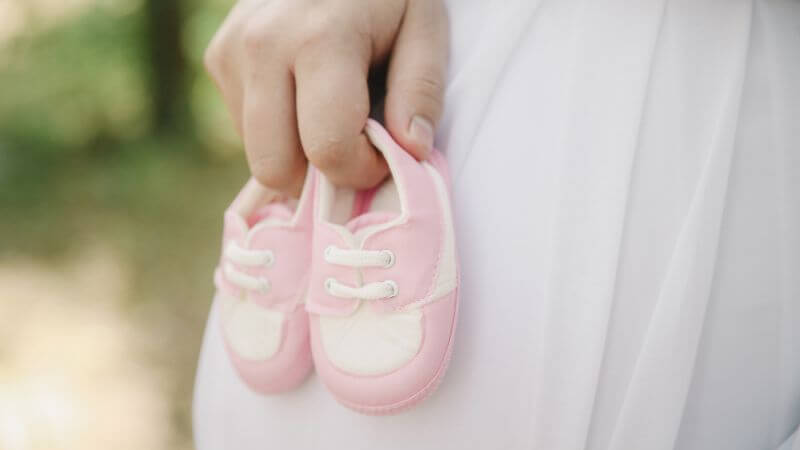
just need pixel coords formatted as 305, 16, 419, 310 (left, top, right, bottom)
212, 120, 459, 414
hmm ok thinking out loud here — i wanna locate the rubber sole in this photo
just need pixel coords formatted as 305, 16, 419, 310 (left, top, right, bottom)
331, 288, 460, 415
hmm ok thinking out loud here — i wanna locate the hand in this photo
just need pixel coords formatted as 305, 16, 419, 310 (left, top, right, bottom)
204, 0, 449, 195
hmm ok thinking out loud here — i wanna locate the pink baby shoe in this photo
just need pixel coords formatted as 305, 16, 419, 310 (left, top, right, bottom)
306, 119, 459, 414
213, 172, 315, 394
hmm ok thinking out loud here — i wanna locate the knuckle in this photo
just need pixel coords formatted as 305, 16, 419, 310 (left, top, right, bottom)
249, 154, 300, 189
298, 10, 340, 49
305, 138, 347, 170
401, 74, 445, 115
242, 25, 267, 57
203, 37, 225, 76
413, 74, 445, 101
242, 14, 282, 57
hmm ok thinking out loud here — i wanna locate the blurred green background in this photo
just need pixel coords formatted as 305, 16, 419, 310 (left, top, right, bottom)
0, 0, 248, 448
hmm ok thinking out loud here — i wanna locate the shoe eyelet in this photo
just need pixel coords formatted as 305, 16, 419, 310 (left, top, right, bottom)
384, 280, 398, 298
324, 278, 335, 293
257, 278, 271, 294
263, 250, 275, 267
381, 250, 396, 268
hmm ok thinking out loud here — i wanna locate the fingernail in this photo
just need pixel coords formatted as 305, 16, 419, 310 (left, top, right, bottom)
409, 115, 434, 157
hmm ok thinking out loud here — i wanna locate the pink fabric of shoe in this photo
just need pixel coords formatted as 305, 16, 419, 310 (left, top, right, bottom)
306, 119, 459, 414
213, 172, 314, 394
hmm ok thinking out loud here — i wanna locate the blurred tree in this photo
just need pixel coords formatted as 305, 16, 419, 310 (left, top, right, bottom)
144, 0, 190, 135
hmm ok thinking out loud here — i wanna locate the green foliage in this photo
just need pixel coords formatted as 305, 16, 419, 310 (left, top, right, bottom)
0, 0, 238, 162
0, 6, 148, 156
0, 0, 244, 225
0, 2, 244, 447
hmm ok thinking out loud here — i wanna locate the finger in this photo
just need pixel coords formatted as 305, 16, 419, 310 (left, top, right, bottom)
241, 28, 307, 195
384, 0, 449, 160
204, 1, 264, 136
205, 39, 245, 136
294, 39, 388, 188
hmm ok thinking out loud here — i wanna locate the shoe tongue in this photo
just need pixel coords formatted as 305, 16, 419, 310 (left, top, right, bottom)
345, 211, 396, 234
248, 203, 294, 227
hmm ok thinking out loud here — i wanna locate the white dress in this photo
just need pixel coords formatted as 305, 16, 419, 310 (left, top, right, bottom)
193, 1, 800, 449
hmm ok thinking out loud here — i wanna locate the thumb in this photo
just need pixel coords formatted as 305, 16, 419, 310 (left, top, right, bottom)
384, 0, 449, 160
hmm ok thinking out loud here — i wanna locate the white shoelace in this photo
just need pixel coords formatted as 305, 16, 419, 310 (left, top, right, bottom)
223, 242, 274, 294
323, 245, 398, 300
